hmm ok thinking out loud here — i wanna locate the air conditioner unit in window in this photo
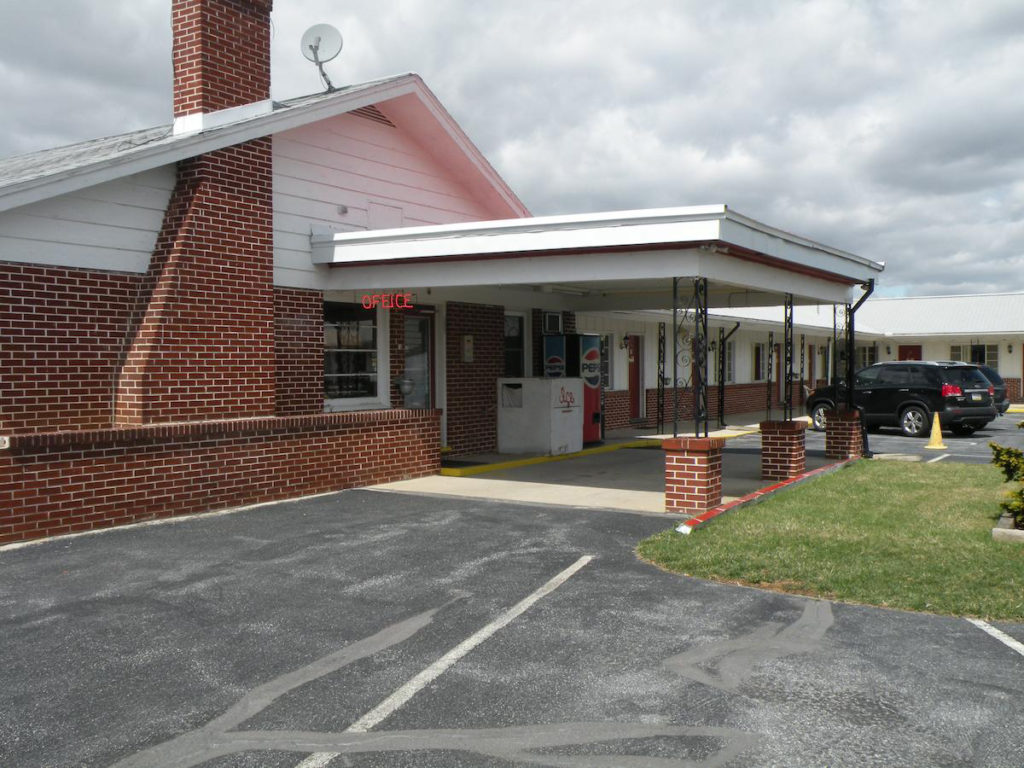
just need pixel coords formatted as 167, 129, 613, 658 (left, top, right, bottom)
543, 311, 563, 335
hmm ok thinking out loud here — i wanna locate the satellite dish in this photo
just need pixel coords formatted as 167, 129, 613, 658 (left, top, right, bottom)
301, 24, 343, 63
301, 23, 343, 92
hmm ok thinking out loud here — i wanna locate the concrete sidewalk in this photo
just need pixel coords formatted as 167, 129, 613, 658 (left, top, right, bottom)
378, 415, 826, 515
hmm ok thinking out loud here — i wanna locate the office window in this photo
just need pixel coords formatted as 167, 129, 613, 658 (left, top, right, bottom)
324, 302, 378, 400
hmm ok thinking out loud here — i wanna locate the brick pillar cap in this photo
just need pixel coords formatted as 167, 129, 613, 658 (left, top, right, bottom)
663, 436, 726, 452
760, 420, 808, 432
824, 409, 861, 421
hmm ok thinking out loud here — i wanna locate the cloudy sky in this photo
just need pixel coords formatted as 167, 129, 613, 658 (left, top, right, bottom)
2, 0, 1023, 297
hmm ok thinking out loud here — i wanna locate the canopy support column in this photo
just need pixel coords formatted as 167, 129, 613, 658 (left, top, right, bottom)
783, 293, 794, 421
694, 277, 709, 437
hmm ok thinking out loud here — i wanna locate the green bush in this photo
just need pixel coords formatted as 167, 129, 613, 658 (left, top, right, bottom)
989, 420, 1024, 529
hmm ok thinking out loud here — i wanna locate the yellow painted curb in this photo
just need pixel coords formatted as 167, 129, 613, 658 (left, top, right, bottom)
440, 439, 656, 477
439, 426, 765, 478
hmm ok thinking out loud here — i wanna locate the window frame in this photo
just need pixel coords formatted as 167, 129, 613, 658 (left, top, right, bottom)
323, 301, 391, 412
503, 312, 527, 378
752, 342, 767, 382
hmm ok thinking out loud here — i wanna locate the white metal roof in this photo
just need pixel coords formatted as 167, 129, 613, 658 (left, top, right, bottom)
857, 293, 1024, 337
313, 204, 884, 309
712, 291, 1024, 337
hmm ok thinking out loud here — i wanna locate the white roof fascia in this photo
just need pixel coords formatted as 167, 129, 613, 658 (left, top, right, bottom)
0, 75, 428, 214
312, 205, 882, 284
400, 83, 529, 218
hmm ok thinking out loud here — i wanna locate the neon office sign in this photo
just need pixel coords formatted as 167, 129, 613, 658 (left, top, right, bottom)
360, 292, 414, 310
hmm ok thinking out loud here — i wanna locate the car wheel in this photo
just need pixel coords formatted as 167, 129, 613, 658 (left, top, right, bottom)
900, 405, 929, 437
950, 424, 975, 437
810, 403, 830, 431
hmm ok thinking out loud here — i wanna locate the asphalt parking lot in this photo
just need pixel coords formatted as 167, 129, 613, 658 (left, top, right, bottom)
856, 410, 1024, 463
2, 483, 1022, 767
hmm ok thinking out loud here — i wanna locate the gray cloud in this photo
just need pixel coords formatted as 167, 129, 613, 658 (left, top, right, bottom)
1, 0, 1022, 296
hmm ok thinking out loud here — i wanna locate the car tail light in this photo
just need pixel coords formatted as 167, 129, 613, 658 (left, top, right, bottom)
988, 385, 995, 396
941, 384, 962, 397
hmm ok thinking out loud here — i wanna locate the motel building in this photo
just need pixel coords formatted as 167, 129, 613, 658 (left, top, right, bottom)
26, 0, 1024, 546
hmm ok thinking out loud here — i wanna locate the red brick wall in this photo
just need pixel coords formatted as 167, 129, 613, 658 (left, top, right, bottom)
274, 288, 322, 415
602, 389, 631, 430
0, 409, 439, 545
446, 302, 504, 455
0, 263, 141, 434
172, 0, 273, 117
1005, 377, 1021, 403
115, 139, 275, 425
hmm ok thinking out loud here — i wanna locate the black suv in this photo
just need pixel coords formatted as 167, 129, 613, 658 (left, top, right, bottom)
807, 361, 997, 437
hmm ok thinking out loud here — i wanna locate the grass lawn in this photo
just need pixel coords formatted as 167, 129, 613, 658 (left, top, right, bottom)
638, 460, 1024, 621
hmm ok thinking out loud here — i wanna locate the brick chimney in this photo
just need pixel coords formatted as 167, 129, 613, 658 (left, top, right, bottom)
172, 0, 273, 120
116, 0, 277, 425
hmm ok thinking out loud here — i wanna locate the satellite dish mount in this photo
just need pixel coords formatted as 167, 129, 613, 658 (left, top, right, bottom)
301, 24, 343, 93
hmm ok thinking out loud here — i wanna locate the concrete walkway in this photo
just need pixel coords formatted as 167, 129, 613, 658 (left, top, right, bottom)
375, 412, 820, 515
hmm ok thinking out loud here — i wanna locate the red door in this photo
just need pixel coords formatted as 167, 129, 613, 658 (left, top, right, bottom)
628, 335, 642, 420
898, 345, 922, 361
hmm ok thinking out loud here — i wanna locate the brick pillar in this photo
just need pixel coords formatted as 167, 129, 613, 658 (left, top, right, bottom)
825, 409, 863, 460
663, 436, 724, 514
760, 420, 807, 481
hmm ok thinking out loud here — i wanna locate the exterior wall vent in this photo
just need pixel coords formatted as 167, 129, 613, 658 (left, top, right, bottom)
351, 105, 396, 127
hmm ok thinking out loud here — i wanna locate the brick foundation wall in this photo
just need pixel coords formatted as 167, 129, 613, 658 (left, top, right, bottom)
663, 436, 724, 514
115, 139, 275, 425
0, 263, 142, 434
760, 420, 807, 481
603, 382, 785, 431
446, 302, 504, 455
0, 409, 439, 545
603, 389, 631, 430
274, 288, 322, 415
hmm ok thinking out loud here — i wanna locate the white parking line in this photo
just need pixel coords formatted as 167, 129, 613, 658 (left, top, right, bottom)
926, 454, 949, 463
966, 618, 1024, 658
294, 554, 595, 768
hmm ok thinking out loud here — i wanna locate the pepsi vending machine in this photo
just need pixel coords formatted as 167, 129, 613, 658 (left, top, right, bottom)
543, 334, 602, 443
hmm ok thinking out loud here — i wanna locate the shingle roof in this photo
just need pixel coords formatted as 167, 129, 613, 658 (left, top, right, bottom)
0, 126, 173, 190
0, 75, 421, 212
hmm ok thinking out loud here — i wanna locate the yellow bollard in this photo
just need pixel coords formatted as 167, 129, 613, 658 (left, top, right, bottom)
924, 412, 947, 450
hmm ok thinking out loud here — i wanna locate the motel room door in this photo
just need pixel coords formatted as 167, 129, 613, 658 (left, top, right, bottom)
898, 345, 922, 361
402, 312, 434, 409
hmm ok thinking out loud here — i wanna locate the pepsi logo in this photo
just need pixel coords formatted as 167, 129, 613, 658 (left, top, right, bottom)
545, 355, 565, 377
581, 347, 601, 389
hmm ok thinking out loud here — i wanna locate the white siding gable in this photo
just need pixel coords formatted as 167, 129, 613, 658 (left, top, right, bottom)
272, 111, 498, 289
0, 167, 174, 273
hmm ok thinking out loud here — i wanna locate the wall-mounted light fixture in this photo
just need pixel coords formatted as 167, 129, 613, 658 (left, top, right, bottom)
886, 345, 892, 355
1009, 344, 1014, 354
619, 334, 631, 349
